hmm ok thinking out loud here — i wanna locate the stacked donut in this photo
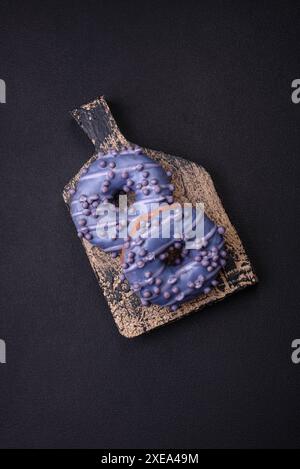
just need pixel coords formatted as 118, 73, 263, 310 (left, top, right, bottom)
70, 147, 226, 310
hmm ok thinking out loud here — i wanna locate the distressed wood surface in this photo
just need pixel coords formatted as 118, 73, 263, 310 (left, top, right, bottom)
63, 97, 257, 338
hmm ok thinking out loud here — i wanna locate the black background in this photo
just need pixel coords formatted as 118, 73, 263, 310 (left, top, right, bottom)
0, 0, 299, 449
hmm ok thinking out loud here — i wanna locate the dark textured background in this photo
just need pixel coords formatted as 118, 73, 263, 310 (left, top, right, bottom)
0, 0, 299, 449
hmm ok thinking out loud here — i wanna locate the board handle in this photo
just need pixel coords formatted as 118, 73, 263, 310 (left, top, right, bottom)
71, 96, 126, 151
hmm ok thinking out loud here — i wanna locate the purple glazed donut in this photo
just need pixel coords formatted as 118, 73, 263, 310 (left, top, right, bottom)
70, 147, 173, 256
122, 207, 226, 311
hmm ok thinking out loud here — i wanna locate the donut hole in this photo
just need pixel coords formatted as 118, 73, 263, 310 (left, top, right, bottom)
162, 244, 185, 266
110, 191, 123, 208
110, 189, 136, 209
127, 191, 136, 207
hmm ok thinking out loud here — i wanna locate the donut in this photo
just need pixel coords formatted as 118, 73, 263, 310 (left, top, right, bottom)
70, 147, 226, 310
122, 207, 226, 311
70, 147, 173, 256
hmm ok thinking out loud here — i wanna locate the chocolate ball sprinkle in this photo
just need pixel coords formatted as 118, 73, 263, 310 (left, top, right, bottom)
143, 290, 152, 298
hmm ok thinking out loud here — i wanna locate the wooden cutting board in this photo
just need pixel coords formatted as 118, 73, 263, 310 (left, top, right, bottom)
63, 96, 257, 338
